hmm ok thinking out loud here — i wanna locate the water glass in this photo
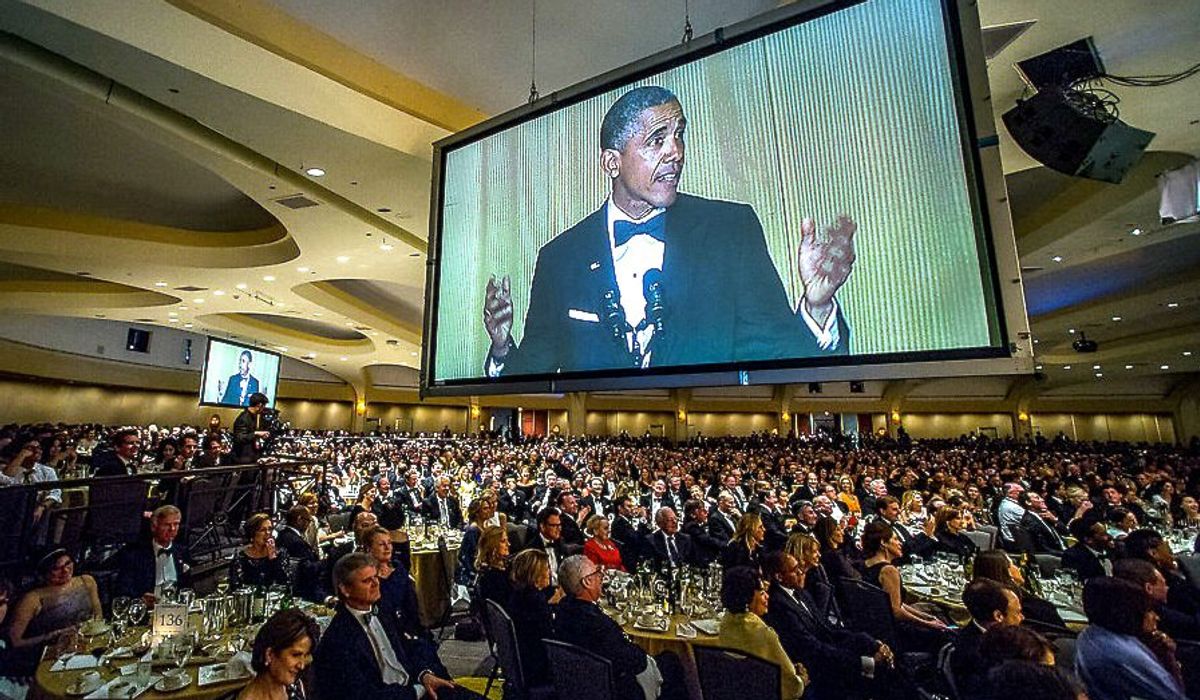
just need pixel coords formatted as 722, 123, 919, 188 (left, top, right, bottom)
135, 660, 152, 687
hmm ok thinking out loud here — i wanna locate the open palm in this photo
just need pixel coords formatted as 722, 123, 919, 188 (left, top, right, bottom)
798, 215, 857, 319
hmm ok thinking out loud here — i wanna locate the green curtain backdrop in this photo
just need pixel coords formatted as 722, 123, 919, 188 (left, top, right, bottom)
435, 0, 994, 382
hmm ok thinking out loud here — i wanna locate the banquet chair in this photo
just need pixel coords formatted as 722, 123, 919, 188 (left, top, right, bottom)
964, 528, 994, 551
1177, 553, 1200, 587
485, 600, 556, 700
839, 577, 899, 648
693, 645, 780, 700
1033, 553, 1062, 579
936, 642, 961, 700
543, 639, 613, 700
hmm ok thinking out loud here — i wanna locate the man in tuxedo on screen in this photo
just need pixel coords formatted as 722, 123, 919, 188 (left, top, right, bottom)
219, 349, 261, 406
482, 85, 857, 376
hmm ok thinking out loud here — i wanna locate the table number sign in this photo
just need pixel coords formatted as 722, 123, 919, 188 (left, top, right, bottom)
151, 602, 188, 643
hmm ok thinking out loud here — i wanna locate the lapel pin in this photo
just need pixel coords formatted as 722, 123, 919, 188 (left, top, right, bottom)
589, 261, 600, 270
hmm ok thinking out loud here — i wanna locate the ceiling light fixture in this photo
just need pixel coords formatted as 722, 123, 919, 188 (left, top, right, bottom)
297, 267, 309, 273
1068, 328, 1076, 334
193, 298, 205, 304
154, 281, 168, 287
1111, 316, 1121, 321
304, 167, 325, 177
339, 356, 348, 361
168, 318, 179, 323
380, 244, 394, 252
236, 283, 248, 290
1035, 364, 1043, 370
263, 275, 276, 282
1095, 372, 1103, 377
1161, 365, 1170, 370
336, 256, 350, 263
1130, 228, 1142, 236
1092, 364, 1101, 370
212, 290, 224, 296
1167, 302, 1179, 308
1063, 365, 1072, 370
1185, 351, 1194, 356
168, 312, 178, 317
1125, 364, 1133, 370
184, 323, 193, 328
1052, 255, 1063, 263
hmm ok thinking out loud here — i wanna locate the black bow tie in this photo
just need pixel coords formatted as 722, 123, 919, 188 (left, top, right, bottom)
157, 547, 173, 557
613, 215, 666, 246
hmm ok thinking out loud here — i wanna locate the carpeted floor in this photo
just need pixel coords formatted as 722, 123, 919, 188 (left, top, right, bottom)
434, 628, 502, 698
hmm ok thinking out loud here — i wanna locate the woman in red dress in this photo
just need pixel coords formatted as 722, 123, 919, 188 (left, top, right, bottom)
582, 515, 625, 571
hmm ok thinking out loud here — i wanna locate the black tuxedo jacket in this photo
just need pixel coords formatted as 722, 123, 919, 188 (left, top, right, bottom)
397, 485, 424, 514
1018, 510, 1066, 554
498, 195, 849, 375
498, 488, 529, 522
276, 527, 323, 601
553, 596, 648, 700
763, 584, 876, 699
521, 530, 569, 563
112, 539, 190, 599
420, 495, 463, 529
754, 505, 789, 552
707, 510, 737, 544
948, 624, 986, 698
610, 514, 647, 569
683, 520, 724, 566
231, 409, 260, 464
91, 451, 135, 477
373, 497, 407, 530
1061, 543, 1108, 581
314, 605, 447, 700
647, 530, 695, 569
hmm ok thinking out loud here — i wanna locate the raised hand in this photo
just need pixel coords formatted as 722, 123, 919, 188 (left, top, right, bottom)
798, 215, 857, 324
483, 275, 514, 357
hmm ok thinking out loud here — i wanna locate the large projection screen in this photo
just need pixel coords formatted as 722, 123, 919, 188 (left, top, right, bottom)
199, 338, 281, 408
424, 0, 1033, 396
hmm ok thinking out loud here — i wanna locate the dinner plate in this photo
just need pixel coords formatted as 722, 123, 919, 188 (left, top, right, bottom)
153, 672, 190, 692
66, 675, 103, 696
106, 679, 140, 699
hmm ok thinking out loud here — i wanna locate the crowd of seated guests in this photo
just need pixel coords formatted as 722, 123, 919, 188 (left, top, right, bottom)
3, 423, 1200, 698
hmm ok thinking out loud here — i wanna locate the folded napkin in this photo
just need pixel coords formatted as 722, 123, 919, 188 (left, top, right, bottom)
51, 654, 100, 672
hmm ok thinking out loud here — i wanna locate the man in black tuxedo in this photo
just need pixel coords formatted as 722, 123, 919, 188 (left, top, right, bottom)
91, 428, 141, 477
682, 499, 725, 567
521, 507, 570, 586
611, 496, 649, 570
231, 392, 270, 464
707, 493, 738, 545
373, 476, 407, 530
874, 495, 937, 563
1062, 518, 1113, 581
396, 470, 425, 520
553, 555, 687, 700
1015, 491, 1066, 554
420, 477, 463, 529
113, 505, 189, 602
276, 505, 324, 602
497, 475, 529, 523
641, 479, 671, 521
314, 552, 482, 700
556, 492, 588, 548
754, 488, 789, 552
482, 85, 855, 376
949, 579, 1024, 698
646, 507, 695, 570
760, 552, 893, 700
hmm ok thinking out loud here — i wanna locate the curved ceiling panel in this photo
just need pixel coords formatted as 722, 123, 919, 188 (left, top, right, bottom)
0, 61, 277, 232
240, 313, 365, 340
199, 312, 374, 352
321, 278, 423, 329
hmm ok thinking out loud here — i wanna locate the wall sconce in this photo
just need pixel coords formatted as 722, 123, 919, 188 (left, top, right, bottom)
890, 410, 901, 424
781, 411, 791, 422
677, 409, 687, 421
470, 406, 481, 419
356, 399, 367, 415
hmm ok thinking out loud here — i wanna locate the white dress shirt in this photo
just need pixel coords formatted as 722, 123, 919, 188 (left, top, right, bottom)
347, 605, 421, 695
153, 541, 178, 593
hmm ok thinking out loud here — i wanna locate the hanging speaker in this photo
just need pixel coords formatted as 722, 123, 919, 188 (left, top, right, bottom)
1002, 90, 1154, 184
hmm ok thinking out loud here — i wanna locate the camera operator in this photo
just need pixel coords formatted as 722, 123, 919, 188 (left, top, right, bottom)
232, 392, 271, 464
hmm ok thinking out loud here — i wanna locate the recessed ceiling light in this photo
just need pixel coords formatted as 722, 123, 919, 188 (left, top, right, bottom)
336, 256, 350, 263
1033, 339, 1039, 344
410, 351, 418, 356
184, 323, 193, 328
212, 290, 224, 296
305, 167, 325, 177
1092, 364, 1101, 370
1185, 351, 1193, 357
168, 318, 179, 323
1167, 302, 1179, 308
1161, 365, 1170, 370
339, 356, 348, 361
1068, 328, 1076, 334
1111, 316, 1121, 321
1063, 365, 1072, 370
1095, 372, 1103, 378
180, 306, 189, 310
1035, 364, 1043, 370
1130, 228, 1142, 236
263, 275, 276, 282
1052, 255, 1063, 263
297, 267, 309, 273
236, 283, 248, 290
380, 244, 394, 252
1125, 364, 1134, 370
168, 312, 178, 317
193, 298, 205, 304
154, 281, 168, 287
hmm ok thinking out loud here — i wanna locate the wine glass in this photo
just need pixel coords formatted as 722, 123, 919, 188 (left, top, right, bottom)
215, 580, 231, 597
111, 597, 131, 638
171, 634, 192, 672
126, 599, 147, 628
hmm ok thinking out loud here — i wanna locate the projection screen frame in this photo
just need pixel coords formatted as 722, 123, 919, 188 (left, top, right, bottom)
198, 336, 283, 409
421, 0, 1033, 397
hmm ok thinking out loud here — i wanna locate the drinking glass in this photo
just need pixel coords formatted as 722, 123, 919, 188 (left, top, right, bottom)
127, 599, 148, 628
171, 635, 192, 672
111, 597, 131, 637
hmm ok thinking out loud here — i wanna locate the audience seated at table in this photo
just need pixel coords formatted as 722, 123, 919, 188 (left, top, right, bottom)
361, 526, 424, 638
583, 514, 626, 572
556, 491, 587, 548
457, 493, 498, 587
421, 477, 463, 530
314, 552, 483, 700
949, 578, 1025, 698
7, 549, 101, 650
1075, 576, 1186, 700
228, 513, 292, 590
1014, 490, 1067, 554
1123, 528, 1200, 622
873, 496, 938, 563
972, 550, 1066, 629
519, 507, 569, 586
647, 507, 695, 571
611, 495, 650, 569
1114, 558, 1200, 642
112, 505, 190, 602
812, 516, 860, 598
719, 512, 766, 570
552, 554, 686, 700
681, 499, 723, 567
238, 607, 321, 700
717, 565, 807, 700
89, 428, 141, 477
503, 549, 560, 691
760, 551, 895, 700
859, 520, 950, 653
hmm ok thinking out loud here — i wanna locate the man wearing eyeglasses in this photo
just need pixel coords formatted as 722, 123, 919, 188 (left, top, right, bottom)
552, 555, 687, 700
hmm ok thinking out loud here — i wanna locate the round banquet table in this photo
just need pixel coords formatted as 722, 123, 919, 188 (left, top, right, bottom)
616, 610, 722, 700
33, 645, 250, 700
903, 583, 1088, 632
396, 531, 460, 628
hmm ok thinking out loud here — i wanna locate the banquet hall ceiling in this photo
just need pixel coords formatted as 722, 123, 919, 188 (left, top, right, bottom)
0, 0, 1196, 398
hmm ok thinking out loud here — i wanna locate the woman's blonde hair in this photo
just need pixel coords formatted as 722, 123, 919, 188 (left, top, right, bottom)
475, 526, 508, 571
509, 549, 550, 590
732, 512, 763, 549
585, 515, 609, 537
783, 532, 820, 565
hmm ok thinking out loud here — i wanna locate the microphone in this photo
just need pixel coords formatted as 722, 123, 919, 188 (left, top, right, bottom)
600, 289, 625, 341
643, 268, 665, 341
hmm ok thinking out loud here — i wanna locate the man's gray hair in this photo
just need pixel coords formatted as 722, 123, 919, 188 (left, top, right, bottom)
655, 506, 676, 527
152, 504, 181, 521
558, 554, 592, 596
332, 552, 374, 598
